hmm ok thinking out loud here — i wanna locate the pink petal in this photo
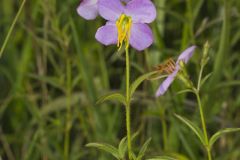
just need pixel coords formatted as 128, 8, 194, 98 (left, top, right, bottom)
155, 46, 196, 97
129, 23, 154, 51
122, 0, 131, 2
95, 22, 118, 45
77, 0, 98, 20
155, 69, 179, 97
177, 46, 197, 64
98, 0, 124, 21
125, 0, 156, 23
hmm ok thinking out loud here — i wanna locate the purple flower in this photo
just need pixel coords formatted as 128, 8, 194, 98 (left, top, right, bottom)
155, 46, 197, 97
95, 0, 156, 51
77, 0, 98, 20
77, 0, 131, 20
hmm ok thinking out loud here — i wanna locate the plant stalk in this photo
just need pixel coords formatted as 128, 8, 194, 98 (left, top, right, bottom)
195, 91, 212, 160
197, 63, 204, 91
125, 47, 132, 160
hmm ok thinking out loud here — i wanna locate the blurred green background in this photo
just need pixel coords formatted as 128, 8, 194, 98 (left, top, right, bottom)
0, 0, 240, 159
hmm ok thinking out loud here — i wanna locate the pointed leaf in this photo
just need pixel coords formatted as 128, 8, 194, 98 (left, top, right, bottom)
166, 153, 189, 160
86, 143, 120, 159
96, 93, 126, 106
131, 130, 140, 142
174, 114, 206, 145
200, 72, 212, 87
117, 132, 140, 159
137, 138, 152, 160
130, 71, 157, 97
177, 89, 194, 95
118, 137, 127, 159
131, 152, 137, 160
147, 156, 177, 160
209, 128, 240, 149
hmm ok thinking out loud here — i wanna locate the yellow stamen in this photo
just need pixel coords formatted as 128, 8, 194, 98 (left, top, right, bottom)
155, 58, 176, 74
116, 14, 132, 50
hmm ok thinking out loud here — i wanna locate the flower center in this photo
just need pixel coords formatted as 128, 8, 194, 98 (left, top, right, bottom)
121, 0, 127, 6
155, 58, 176, 74
116, 14, 132, 50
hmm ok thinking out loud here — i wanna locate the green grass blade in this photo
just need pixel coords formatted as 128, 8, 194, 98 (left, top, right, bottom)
0, 0, 27, 58
210, 0, 231, 86
70, 17, 97, 103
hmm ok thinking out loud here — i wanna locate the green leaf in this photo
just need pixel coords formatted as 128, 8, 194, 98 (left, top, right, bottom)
174, 114, 206, 145
117, 131, 140, 159
131, 152, 137, 160
200, 72, 212, 87
137, 138, 151, 160
131, 130, 140, 142
118, 137, 127, 159
167, 153, 189, 160
147, 156, 177, 160
86, 143, 120, 159
96, 93, 126, 106
130, 71, 157, 97
177, 89, 194, 95
209, 128, 240, 149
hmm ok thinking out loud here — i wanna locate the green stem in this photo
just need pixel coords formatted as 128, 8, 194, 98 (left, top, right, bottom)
64, 59, 72, 160
197, 64, 204, 91
125, 47, 132, 160
126, 102, 132, 160
0, 0, 27, 58
195, 91, 212, 160
207, 148, 212, 160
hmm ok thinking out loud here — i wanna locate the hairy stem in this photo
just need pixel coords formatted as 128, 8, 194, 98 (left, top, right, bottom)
125, 47, 132, 160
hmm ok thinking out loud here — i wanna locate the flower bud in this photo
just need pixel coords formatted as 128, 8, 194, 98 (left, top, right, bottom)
177, 60, 194, 89
201, 41, 210, 67
179, 60, 188, 77
177, 72, 194, 89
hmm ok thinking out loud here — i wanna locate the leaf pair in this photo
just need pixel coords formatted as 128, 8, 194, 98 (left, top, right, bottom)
86, 143, 120, 159
209, 128, 240, 150
86, 136, 151, 160
175, 114, 240, 150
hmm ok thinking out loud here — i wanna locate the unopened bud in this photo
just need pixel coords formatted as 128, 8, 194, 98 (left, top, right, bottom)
179, 60, 188, 77
177, 72, 194, 89
177, 60, 194, 89
201, 41, 210, 67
